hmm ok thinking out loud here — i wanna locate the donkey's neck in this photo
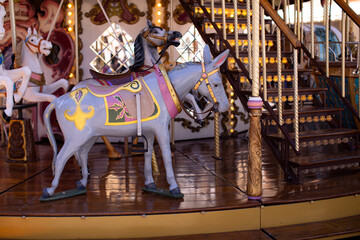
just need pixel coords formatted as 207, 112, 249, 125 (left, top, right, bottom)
169, 63, 202, 101
143, 42, 160, 66
21, 43, 43, 74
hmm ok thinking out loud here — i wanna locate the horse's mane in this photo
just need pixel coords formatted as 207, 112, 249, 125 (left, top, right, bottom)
129, 34, 144, 71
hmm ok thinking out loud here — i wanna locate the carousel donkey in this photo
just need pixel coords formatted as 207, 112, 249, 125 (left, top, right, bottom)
74, 20, 207, 159
0, 0, 31, 122
41, 46, 230, 200
14, 28, 69, 103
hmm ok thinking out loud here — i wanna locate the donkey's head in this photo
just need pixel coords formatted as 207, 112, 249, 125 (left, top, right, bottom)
195, 45, 230, 113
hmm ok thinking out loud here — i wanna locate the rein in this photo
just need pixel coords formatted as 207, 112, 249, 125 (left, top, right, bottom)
25, 34, 44, 54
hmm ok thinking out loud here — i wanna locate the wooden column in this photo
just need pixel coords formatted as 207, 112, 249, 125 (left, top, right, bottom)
246, 97, 262, 199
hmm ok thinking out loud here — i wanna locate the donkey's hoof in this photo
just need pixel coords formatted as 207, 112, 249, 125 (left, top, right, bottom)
76, 180, 86, 190
14, 94, 22, 104
42, 188, 51, 198
170, 187, 181, 195
145, 183, 157, 190
1, 112, 11, 123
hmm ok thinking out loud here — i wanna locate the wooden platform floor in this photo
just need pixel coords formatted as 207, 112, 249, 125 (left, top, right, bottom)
0, 137, 359, 216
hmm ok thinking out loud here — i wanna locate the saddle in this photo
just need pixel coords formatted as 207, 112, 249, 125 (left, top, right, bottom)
87, 78, 159, 124
89, 69, 133, 86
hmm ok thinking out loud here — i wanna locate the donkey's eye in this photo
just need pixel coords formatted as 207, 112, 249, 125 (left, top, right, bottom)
214, 84, 219, 88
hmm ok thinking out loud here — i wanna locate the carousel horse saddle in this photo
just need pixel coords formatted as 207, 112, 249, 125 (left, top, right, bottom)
89, 69, 133, 86
87, 78, 158, 123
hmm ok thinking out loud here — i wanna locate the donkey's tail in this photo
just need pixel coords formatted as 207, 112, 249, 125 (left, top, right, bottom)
44, 99, 58, 175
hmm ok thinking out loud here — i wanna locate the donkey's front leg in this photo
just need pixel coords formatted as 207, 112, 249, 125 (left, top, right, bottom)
155, 130, 181, 194
144, 133, 156, 189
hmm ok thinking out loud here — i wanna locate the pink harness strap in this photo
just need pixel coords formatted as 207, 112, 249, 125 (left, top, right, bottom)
155, 64, 181, 119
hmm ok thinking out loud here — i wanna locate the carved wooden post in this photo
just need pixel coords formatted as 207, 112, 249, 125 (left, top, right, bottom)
247, 0, 262, 200
247, 97, 262, 199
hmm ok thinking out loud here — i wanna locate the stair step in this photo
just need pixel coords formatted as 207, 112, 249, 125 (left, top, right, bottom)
240, 88, 328, 96
289, 149, 360, 168
228, 68, 312, 75
262, 106, 343, 117
203, 17, 273, 25
196, 1, 248, 9
267, 128, 360, 142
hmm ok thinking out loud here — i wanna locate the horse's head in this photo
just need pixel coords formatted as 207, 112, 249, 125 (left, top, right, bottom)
195, 45, 230, 113
141, 20, 182, 48
25, 28, 52, 55
0, 0, 6, 40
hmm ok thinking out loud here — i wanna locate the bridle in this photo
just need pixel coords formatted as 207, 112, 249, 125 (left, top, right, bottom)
25, 34, 44, 54
141, 27, 168, 48
179, 62, 220, 121
193, 61, 219, 104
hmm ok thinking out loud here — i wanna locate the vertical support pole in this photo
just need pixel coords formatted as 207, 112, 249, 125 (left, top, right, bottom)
211, 0, 214, 22
9, 0, 16, 54
261, 7, 267, 101
75, 0, 79, 83
277, 27, 283, 126
222, 0, 226, 41
311, 0, 314, 58
341, 10, 346, 98
294, 49, 299, 151
247, 0, 262, 199
247, 0, 252, 79
214, 111, 221, 159
325, 0, 330, 77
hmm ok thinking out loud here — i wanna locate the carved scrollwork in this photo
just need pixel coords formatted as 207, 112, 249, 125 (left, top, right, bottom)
174, 116, 214, 133
85, 0, 144, 25
173, 4, 190, 25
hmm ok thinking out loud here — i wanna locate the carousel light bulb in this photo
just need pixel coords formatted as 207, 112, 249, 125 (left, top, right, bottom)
157, 19, 161, 24
68, 11, 72, 16
68, 20, 72, 24
231, 106, 234, 111
68, 27, 73, 32
231, 114, 234, 119
230, 99, 235, 103
69, 73, 74, 78
230, 92, 234, 96
230, 129, 234, 133
157, 11, 161, 15
230, 121, 234, 125
157, 3, 162, 7
67, 3, 72, 8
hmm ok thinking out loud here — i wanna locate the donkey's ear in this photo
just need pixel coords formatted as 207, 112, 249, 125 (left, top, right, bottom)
27, 28, 32, 36
203, 45, 212, 64
33, 28, 38, 35
208, 49, 229, 70
147, 19, 153, 28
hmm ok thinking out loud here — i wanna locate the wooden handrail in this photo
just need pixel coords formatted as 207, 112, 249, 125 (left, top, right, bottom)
333, 0, 360, 28
260, 0, 301, 49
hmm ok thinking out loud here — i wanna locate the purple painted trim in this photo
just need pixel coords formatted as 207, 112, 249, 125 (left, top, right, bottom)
155, 65, 178, 119
247, 195, 262, 200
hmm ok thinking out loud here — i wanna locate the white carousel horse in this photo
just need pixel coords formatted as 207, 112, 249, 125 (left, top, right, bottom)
0, 1, 31, 122
18, 28, 69, 103
42, 46, 230, 198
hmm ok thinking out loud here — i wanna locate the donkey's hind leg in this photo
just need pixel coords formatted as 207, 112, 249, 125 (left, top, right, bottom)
23, 86, 57, 103
74, 137, 98, 190
43, 140, 83, 198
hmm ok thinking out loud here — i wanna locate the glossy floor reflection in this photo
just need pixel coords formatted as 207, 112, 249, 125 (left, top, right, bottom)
0, 137, 359, 216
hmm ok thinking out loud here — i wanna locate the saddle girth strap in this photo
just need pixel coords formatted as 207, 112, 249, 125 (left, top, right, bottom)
30, 72, 46, 86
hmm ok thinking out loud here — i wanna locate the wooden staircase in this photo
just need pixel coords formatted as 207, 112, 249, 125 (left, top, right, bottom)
180, 0, 360, 183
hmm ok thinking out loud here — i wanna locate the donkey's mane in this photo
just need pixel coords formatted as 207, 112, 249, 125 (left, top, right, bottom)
170, 62, 199, 73
129, 34, 145, 71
